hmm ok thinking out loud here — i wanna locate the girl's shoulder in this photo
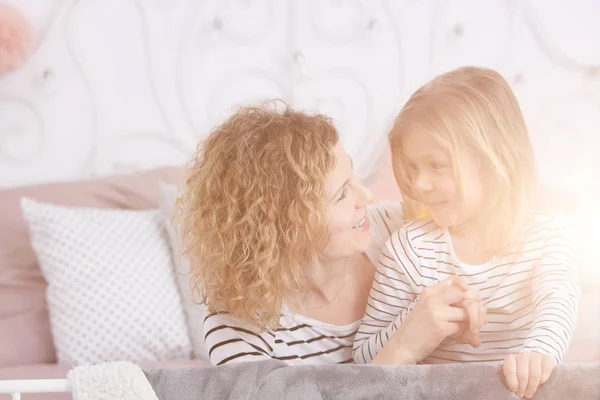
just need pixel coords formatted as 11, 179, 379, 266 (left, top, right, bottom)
367, 202, 403, 225
518, 210, 574, 246
388, 218, 445, 253
365, 202, 404, 263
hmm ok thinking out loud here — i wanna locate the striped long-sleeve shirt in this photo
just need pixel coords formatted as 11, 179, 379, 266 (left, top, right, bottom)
204, 202, 404, 366
353, 211, 581, 365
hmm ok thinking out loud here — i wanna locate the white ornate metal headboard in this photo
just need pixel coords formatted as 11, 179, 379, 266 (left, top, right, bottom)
0, 0, 598, 193
0, 0, 409, 188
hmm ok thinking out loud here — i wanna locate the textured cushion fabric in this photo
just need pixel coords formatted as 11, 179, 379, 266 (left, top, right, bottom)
144, 360, 600, 400
20, 198, 192, 365
157, 182, 209, 361
0, 166, 184, 367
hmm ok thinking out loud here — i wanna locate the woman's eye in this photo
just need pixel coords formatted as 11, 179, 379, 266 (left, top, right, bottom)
338, 185, 349, 201
431, 162, 446, 170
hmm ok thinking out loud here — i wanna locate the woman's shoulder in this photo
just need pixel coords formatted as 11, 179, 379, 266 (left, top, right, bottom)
203, 311, 275, 341
204, 311, 253, 329
203, 311, 276, 365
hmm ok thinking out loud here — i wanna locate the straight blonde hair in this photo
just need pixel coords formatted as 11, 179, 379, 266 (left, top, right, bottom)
389, 66, 537, 255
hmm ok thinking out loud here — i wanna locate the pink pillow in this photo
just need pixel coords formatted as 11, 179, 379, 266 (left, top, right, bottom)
0, 167, 185, 367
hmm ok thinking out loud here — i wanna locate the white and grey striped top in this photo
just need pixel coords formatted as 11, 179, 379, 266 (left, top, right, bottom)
204, 202, 404, 366
353, 211, 581, 365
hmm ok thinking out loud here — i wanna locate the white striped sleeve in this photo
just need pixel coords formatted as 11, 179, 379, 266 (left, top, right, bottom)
204, 312, 274, 366
365, 202, 404, 266
353, 226, 421, 364
521, 213, 581, 365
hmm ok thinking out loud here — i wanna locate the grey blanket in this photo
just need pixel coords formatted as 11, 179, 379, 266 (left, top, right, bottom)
144, 360, 599, 400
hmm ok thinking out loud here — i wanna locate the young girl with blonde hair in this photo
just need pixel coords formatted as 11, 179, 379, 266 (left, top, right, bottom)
353, 67, 580, 399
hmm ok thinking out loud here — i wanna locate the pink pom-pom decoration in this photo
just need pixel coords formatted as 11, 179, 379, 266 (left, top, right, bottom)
0, 3, 33, 74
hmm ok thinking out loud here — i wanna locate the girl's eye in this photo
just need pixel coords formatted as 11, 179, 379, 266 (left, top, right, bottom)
338, 185, 349, 202
431, 162, 446, 170
408, 163, 419, 172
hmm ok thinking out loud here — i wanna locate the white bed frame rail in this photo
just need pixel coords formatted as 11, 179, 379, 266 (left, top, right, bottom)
0, 379, 71, 399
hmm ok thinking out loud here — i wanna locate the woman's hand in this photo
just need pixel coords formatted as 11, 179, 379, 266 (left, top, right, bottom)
390, 275, 484, 363
503, 352, 555, 398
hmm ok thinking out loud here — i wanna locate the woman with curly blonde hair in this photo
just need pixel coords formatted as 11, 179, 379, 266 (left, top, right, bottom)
176, 100, 481, 366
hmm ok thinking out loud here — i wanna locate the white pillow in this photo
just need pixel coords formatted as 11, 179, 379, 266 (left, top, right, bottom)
157, 182, 209, 361
20, 197, 192, 365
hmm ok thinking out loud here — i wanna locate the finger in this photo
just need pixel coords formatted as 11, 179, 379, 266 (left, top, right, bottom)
427, 275, 460, 296
441, 275, 460, 288
451, 275, 471, 292
443, 305, 469, 322
468, 333, 481, 348
457, 335, 471, 345
465, 301, 480, 334
462, 288, 481, 303
479, 304, 488, 325
517, 354, 530, 397
503, 354, 518, 392
452, 323, 469, 342
448, 324, 465, 340
441, 321, 463, 337
540, 355, 555, 385
440, 285, 467, 305
471, 304, 487, 333
453, 324, 470, 343
525, 354, 542, 398
456, 330, 471, 344
448, 332, 460, 340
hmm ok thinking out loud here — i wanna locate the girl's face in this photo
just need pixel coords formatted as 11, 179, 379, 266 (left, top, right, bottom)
319, 142, 374, 261
401, 129, 485, 229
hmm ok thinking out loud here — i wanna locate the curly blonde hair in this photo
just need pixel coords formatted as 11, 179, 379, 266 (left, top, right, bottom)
174, 101, 339, 331
390, 66, 537, 254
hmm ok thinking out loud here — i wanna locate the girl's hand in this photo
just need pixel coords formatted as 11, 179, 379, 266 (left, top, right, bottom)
452, 297, 487, 347
392, 276, 482, 363
503, 352, 556, 398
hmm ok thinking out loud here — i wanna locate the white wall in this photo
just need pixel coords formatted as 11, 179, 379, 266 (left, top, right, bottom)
0, 0, 599, 196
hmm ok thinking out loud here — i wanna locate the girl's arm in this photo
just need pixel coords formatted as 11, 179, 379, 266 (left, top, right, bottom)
352, 229, 422, 364
522, 212, 581, 365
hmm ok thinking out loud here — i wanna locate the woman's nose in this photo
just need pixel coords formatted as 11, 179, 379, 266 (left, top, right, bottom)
355, 182, 373, 208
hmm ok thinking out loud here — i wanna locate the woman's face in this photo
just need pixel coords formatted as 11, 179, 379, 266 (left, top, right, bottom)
320, 142, 374, 261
